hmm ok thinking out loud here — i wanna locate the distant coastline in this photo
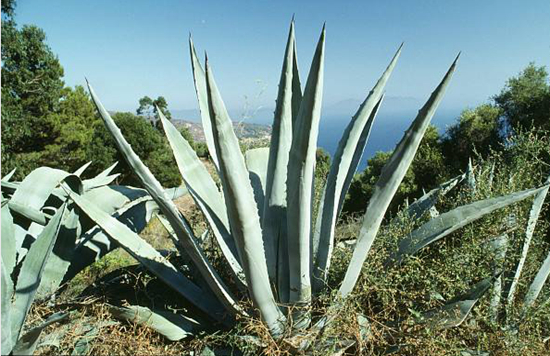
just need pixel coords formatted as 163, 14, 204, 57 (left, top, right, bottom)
170, 108, 460, 172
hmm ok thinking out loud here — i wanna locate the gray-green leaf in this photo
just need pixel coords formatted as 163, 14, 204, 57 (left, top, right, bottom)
339, 54, 459, 297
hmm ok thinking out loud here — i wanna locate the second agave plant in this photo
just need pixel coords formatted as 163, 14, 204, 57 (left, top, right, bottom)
68, 20, 549, 350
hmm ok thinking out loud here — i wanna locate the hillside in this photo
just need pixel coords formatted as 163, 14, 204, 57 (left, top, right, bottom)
172, 119, 272, 142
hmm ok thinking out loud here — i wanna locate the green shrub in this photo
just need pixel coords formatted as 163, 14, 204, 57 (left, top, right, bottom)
87, 112, 182, 187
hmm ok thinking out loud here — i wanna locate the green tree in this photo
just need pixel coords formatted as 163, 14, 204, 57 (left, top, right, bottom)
1, 2, 65, 177
41, 86, 101, 172
441, 104, 502, 173
494, 63, 550, 133
1, 0, 16, 20
136, 95, 172, 129
87, 112, 181, 187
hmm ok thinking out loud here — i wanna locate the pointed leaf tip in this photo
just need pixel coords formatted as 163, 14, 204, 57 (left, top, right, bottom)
452, 52, 461, 66
317, 23, 326, 45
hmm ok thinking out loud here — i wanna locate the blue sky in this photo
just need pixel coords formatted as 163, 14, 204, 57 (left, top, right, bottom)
15, 0, 550, 116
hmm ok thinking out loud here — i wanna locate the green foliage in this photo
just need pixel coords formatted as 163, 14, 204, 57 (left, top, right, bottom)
193, 141, 210, 158
494, 63, 550, 132
442, 104, 501, 172
178, 125, 195, 148
1, 0, 16, 20
0, 2, 184, 190
1, 17, 65, 177
41, 86, 101, 172
88, 112, 181, 187
175, 125, 214, 160
137, 95, 172, 129
344, 125, 447, 217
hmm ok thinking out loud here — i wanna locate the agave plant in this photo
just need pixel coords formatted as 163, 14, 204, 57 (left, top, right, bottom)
0, 164, 185, 355
67, 21, 549, 352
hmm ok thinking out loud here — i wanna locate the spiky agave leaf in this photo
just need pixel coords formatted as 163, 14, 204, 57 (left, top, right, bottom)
2, 168, 17, 182
11, 312, 69, 356
73, 161, 92, 176
65, 189, 229, 322
160, 112, 246, 289
339, 54, 460, 297
506, 175, 550, 307
313, 43, 403, 293
400, 172, 466, 222
1, 261, 14, 355
9, 167, 82, 214
286, 25, 325, 316
63, 194, 159, 284
1, 204, 16, 276
245, 147, 270, 217
35, 184, 161, 299
87, 81, 241, 317
466, 158, 476, 193
7, 201, 49, 225
108, 304, 201, 341
204, 56, 286, 336
35, 206, 81, 300
386, 185, 549, 267
312, 95, 384, 293
82, 162, 120, 191
522, 247, 550, 315
487, 234, 508, 322
10, 205, 66, 344
262, 19, 301, 287
189, 37, 220, 171
6, 167, 82, 226
417, 276, 494, 329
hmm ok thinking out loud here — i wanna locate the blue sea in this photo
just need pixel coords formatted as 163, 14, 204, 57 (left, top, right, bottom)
317, 110, 458, 172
